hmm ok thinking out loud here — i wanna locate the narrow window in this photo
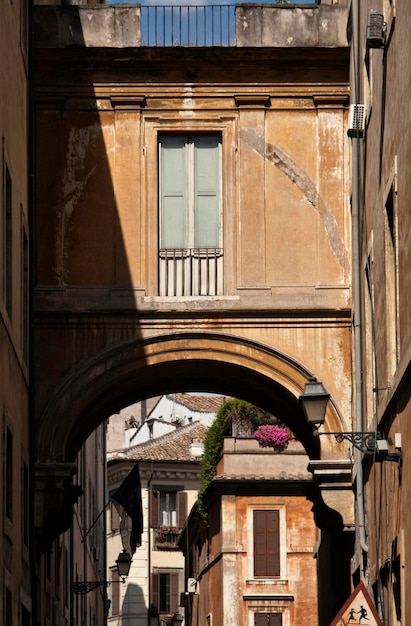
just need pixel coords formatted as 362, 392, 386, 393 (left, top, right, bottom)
384, 187, 398, 378
253, 510, 280, 578
160, 491, 176, 527
110, 499, 120, 532
364, 252, 377, 425
21, 605, 31, 626
111, 569, 120, 615
63, 545, 69, 609
4, 161, 12, 317
21, 225, 29, 362
159, 133, 222, 296
150, 488, 187, 528
22, 461, 29, 547
20, 0, 29, 57
4, 587, 12, 626
151, 572, 179, 615
5, 426, 13, 521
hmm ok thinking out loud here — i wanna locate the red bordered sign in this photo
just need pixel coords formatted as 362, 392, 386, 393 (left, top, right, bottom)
330, 581, 383, 626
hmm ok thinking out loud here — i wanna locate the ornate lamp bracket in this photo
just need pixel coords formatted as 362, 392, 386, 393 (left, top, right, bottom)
73, 581, 107, 595
332, 431, 381, 455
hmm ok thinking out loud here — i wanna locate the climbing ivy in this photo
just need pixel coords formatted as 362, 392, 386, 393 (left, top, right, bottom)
197, 399, 282, 520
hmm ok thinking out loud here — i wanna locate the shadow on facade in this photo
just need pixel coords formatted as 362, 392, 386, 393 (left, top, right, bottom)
120, 582, 147, 626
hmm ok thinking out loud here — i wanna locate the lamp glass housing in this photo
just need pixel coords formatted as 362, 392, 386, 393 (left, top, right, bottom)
300, 378, 330, 427
116, 550, 132, 579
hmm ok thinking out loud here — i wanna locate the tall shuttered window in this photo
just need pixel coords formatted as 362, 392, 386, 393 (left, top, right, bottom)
253, 510, 280, 578
3, 160, 12, 317
4, 587, 12, 626
150, 488, 187, 528
151, 571, 180, 615
5, 426, 13, 521
21, 224, 29, 362
384, 186, 399, 379
159, 133, 223, 296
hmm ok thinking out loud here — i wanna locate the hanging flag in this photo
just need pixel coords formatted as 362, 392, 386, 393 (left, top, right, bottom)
111, 463, 143, 555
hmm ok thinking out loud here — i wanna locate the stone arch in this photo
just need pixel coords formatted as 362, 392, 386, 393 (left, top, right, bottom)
35, 331, 345, 464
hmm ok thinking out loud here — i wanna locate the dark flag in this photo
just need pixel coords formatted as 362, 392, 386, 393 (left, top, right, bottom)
111, 463, 143, 555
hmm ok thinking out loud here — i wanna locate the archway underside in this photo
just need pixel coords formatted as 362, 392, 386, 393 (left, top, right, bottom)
34, 332, 354, 549
35, 332, 346, 463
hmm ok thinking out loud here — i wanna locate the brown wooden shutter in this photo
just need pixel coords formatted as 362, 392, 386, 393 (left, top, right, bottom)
170, 573, 180, 613
150, 490, 160, 527
111, 570, 120, 615
177, 491, 187, 527
253, 510, 280, 577
110, 501, 120, 531
254, 614, 282, 626
151, 573, 160, 614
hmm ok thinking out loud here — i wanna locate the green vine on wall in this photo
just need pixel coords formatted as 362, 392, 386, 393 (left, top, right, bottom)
197, 399, 284, 520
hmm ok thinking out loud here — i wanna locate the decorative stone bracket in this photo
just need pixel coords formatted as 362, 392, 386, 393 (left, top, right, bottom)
35, 462, 83, 552
308, 459, 354, 528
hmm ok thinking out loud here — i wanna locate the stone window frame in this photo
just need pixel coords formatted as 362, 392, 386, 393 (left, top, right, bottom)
247, 504, 287, 583
141, 113, 237, 297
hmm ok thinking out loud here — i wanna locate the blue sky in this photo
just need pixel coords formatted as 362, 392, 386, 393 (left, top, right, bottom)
109, 0, 317, 5
107, 0, 318, 45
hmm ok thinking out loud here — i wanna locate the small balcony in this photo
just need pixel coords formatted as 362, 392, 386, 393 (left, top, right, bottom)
159, 248, 223, 297
154, 526, 183, 550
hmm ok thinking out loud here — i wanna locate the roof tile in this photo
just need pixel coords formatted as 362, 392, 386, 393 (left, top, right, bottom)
115, 422, 208, 462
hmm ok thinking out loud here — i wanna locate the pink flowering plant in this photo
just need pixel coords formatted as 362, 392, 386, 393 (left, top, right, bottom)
253, 424, 290, 450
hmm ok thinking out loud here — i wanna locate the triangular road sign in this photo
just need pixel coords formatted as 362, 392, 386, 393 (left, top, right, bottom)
330, 581, 383, 626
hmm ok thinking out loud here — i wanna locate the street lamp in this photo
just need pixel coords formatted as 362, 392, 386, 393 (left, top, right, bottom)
73, 550, 132, 594
116, 549, 132, 582
299, 377, 330, 428
172, 612, 184, 626
299, 377, 402, 462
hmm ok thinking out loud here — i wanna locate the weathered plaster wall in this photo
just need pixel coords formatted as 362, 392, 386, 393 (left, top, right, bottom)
0, 0, 30, 621
355, 0, 411, 620
196, 446, 318, 626
32, 3, 353, 542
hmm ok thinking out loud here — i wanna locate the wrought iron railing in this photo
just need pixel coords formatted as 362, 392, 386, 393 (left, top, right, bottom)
141, 5, 235, 47
154, 526, 182, 549
159, 248, 223, 296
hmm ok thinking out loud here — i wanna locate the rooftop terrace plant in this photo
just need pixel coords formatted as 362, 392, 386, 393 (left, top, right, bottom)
197, 399, 286, 520
253, 424, 290, 450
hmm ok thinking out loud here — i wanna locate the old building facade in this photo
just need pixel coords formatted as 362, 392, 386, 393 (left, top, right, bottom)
12, 0, 411, 623
107, 419, 211, 626
1, 0, 31, 623
350, 0, 411, 623
31, 1, 353, 624
182, 438, 318, 626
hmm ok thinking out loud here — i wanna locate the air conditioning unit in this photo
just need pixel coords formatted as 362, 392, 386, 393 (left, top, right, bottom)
347, 104, 367, 138
366, 11, 386, 48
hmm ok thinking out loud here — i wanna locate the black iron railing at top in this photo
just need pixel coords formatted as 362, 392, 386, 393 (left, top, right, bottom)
141, 4, 235, 46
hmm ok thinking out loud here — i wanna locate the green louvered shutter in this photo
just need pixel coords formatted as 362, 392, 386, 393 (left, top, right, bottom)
160, 135, 186, 249
193, 134, 220, 248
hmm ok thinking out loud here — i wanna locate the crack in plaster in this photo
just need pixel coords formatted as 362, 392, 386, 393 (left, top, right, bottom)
241, 127, 345, 267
